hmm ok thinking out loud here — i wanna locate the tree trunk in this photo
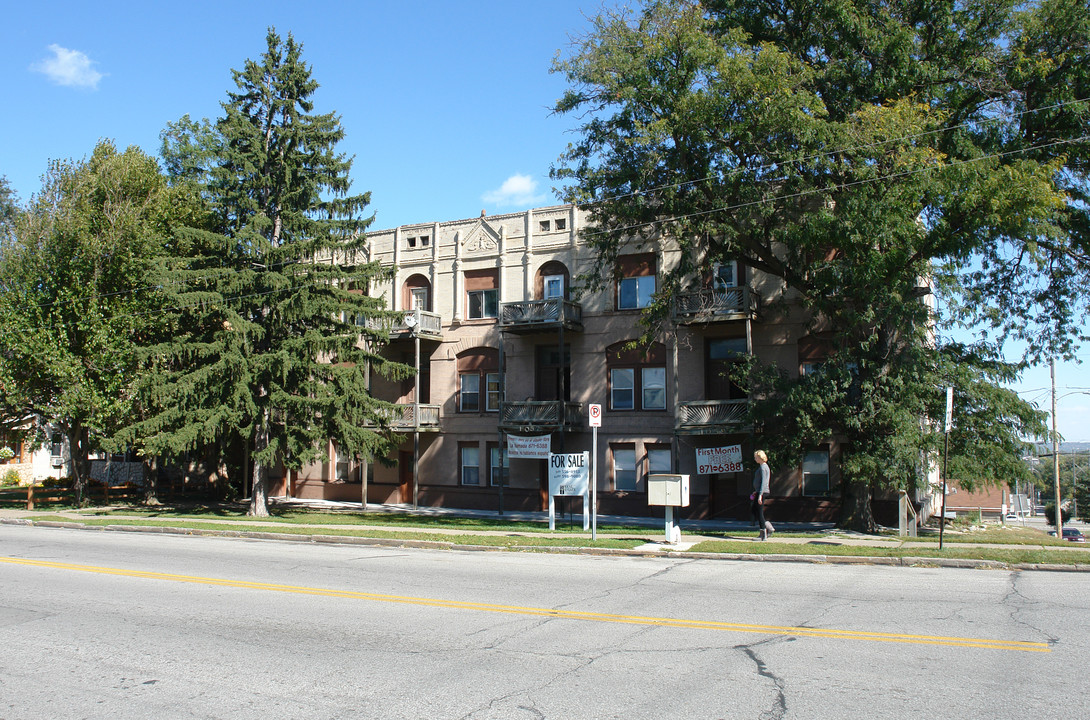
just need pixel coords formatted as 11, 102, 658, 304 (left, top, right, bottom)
247, 415, 270, 517
67, 422, 90, 506
839, 479, 877, 533
143, 456, 161, 506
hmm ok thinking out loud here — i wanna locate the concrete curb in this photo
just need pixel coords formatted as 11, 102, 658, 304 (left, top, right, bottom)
4, 517, 1088, 572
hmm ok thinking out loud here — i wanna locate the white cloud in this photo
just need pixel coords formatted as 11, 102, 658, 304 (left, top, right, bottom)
482, 174, 547, 208
31, 44, 104, 89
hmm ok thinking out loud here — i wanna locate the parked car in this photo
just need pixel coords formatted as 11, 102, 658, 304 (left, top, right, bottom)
1048, 527, 1086, 542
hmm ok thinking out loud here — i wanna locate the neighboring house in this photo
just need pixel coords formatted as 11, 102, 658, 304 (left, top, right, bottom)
286, 204, 906, 522
1, 423, 69, 484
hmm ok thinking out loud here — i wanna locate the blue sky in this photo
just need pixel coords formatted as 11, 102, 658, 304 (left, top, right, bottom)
2, 1, 1086, 442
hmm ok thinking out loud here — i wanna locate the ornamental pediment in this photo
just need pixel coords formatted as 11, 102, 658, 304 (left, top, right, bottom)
462, 221, 499, 253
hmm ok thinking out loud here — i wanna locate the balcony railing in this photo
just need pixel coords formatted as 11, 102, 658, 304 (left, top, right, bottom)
371, 403, 441, 430
675, 400, 749, 434
364, 309, 442, 338
674, 287, 758, 322
499, 299, 583, 333
499, 400, 583, 431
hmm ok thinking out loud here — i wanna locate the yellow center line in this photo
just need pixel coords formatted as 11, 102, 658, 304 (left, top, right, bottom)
1, 555, 1049, 652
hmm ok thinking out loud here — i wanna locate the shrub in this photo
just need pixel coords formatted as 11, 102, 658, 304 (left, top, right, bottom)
2, 469, 22, 487
1044, 503, 1072, 526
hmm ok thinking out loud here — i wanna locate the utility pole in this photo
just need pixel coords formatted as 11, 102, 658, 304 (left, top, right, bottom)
1051, 358, 1063, 537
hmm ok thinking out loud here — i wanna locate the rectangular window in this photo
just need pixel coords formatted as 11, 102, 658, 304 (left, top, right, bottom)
713, 261, 738, 289
419, 235, 430, 247
539, 220, 551, 232
642, 367, 666, 410
555, 218, 567, 231
407, 236, 417, 248
613, 446, 637, 491
618, 275, 656, 310
489, 445, 509, 487
51, 433, 63, 458
410, 287, 428, 311
461, 446, 480, 486
460, 373, 480, 412
544, 275, 565, 300
610, 368, 635, 410
802, 450, 831, 496
648, 446, 671, 475
486, 372, 501, 411
467, 289, 499, 319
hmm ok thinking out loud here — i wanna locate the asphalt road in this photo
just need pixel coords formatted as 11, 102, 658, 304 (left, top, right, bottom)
1, 524, 1086, 719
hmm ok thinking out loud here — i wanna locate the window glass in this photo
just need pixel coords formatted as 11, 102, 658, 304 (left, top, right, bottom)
648, 447, 671, 474
468, 289, 499, 319
614, 447, 637, 491
642, 367, 666, 410
618, 276, 656, 310
411, 287, 428, 311
611, 368, 635, 410
802, 450, 831, 496
461, 446, 480, 486
714, 261, 737, 289
489, 446, 509, 487
460, 374, 480, 412
544, 275, 564, 300
486, 372, 501, 411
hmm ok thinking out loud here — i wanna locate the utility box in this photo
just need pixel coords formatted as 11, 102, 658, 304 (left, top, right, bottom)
647, 474, 690, 507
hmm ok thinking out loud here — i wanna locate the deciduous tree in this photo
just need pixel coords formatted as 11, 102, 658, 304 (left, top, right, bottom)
552, 0, 1079, 529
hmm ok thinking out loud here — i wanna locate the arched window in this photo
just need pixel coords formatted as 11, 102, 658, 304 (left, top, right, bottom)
606, 341, 667, 411
456, 347, 500, 413
535, 261, 570, 300
402, 274, 431, 312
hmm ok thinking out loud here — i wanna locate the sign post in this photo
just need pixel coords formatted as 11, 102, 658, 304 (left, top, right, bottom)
548, 452, 590, 531
588, 404, 601, 541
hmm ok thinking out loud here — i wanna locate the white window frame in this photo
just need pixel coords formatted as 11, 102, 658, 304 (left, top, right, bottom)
610, 368, 635, 410
802, 450, 831, 496
618, 275, 656, 310
713, 261, 738, 289
648, 447, 671, 476
459, 373, 480, 412
467, 289, 499, 319
613, 447, 637, 491
641, 367, 666, 410
410, 287, 429, 311
461, 446, 480, 486
544, 274, 565, 300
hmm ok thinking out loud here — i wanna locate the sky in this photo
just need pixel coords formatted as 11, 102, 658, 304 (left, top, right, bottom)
1, 1, 1086, 443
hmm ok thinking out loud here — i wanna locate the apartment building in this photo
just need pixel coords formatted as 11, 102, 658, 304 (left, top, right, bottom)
289, 204, 846, 521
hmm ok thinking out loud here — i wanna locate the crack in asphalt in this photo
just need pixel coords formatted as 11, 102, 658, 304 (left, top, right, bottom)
1002, 570, 1060, 646
735, 641, 787, 720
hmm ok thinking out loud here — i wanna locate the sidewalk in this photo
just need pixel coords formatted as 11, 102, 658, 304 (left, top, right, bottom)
4, 497, 1087, 560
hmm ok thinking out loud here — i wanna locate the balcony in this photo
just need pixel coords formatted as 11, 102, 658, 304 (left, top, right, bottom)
499, 299, 583, 334
675, 400, 749, 435
673, 287, 758, 324
499, 401, 584, 432
370, 403, 441, 432
365, 309, 443, 340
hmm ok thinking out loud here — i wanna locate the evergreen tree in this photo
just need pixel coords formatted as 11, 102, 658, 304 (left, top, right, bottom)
128, 29, 406, 516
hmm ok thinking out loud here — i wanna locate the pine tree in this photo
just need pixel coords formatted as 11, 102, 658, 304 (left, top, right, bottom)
129, 29, 407, 516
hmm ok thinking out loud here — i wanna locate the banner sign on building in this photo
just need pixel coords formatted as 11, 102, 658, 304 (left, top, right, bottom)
548, 452, 590, 496
507, 434, 552, 459
695, 444, 744, 474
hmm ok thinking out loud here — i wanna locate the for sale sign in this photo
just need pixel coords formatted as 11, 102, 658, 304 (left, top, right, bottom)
695, 444, 743, 474
549, 452, 589, 496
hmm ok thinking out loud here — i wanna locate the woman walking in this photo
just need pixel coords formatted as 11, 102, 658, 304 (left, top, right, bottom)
753, 450, 775, 540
